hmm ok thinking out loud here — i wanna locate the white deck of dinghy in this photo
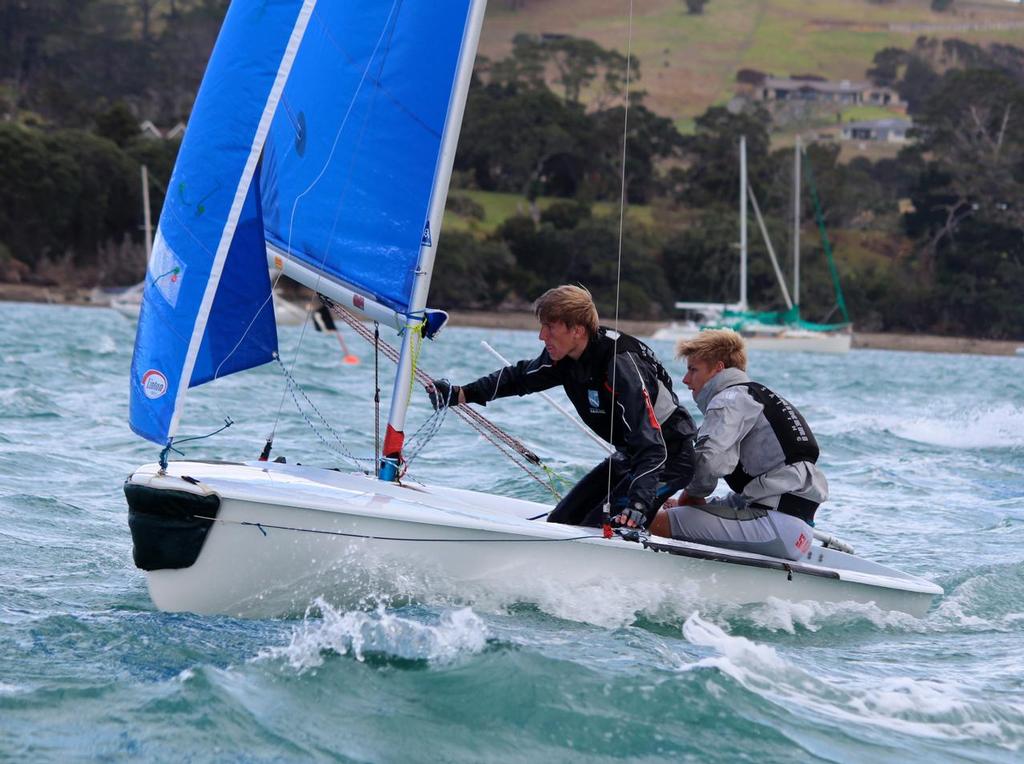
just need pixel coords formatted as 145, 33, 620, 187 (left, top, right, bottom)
128, 460, 942, 598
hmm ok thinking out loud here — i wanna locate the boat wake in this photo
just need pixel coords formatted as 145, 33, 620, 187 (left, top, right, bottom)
715, 559, 1024, 637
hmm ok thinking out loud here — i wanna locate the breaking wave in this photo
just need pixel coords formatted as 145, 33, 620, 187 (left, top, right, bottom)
820, 403, 1024, 451
680, 612, 1024, 751
256, 599, 489, 671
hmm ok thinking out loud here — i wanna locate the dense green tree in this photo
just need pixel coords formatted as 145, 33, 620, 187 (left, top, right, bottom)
457, 84, 590, 196
95, 101, 140, 147
0, 123, 76, 267
492, 33, 636, 109
44, 129, 139, 265
0, 123, 141, 269
911, 68, 1024, 253
540, 200, 592, 230
675, 105, 772, 207
431, 231, 516, 309
588, 104, 685, 203
867, 47, 908, 88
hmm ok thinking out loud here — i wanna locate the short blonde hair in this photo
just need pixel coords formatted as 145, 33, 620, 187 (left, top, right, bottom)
534, 285, 599, 336
676, 329, 747, 371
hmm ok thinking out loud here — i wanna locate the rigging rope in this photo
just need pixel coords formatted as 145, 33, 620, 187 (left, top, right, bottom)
276, 355, 375, 471
803, 150, 851, 324
321, 298, 565, 499
194, 514, 596, 544
604, 0, 635, 537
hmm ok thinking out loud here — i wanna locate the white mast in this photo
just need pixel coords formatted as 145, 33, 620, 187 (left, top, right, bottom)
379, 0, 489, 480
793, 135, 801, 312
739, 135, 748, 312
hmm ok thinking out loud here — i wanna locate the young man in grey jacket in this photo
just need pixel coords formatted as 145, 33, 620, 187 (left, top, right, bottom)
650, 329, 828, 560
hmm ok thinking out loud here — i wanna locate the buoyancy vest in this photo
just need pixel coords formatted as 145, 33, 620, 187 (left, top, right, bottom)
722, 382, 819, 494
570, 329, 692, 447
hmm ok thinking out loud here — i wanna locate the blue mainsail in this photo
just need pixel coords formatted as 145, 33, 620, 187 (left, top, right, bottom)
129, 0, 484, 464
129, 1, 316, 445
261, 1, 473, 317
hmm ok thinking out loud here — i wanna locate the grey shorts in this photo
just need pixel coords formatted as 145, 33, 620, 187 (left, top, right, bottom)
665, 499, 814, 561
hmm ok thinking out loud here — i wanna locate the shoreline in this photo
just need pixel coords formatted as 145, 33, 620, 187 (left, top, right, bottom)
446, 310, 1023, 357
2, 285, 1021, 357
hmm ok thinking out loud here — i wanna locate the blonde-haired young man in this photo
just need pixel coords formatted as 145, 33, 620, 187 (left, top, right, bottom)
650, 329, 828, 560
429, 285, 696, 529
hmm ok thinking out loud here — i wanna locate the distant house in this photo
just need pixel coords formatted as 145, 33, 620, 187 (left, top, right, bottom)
139, 120, 163, 139
757, 77, 902, 107
841, 118, 912, 143
138, 120, 187, 140
164, 122, 186, 139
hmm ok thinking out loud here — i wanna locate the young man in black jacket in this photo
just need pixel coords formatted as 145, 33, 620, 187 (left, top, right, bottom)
428, 285, 695, 529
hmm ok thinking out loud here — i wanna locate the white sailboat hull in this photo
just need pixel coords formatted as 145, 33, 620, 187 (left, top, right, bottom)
111, 285, 307, 326
125, 461, 940, 619
651, 323, 853, 354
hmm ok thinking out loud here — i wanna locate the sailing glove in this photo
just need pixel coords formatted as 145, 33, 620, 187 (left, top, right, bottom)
613, 501, 649, 529
428, 379, 461, 410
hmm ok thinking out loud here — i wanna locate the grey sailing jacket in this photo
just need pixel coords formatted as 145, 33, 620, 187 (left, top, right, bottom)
687, 367, 828, 510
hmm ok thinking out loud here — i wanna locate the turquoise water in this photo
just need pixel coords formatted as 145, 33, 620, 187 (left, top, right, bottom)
1, 301, 1023, 762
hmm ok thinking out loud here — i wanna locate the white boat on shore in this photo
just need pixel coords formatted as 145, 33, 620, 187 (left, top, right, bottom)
653, 136, 853, 354
108, 280, 308, 326
652, 318, 853, 354
126, 459, 942, 619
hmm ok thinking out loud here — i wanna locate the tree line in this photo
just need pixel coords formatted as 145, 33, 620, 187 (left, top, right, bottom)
0, 2, 1022, 338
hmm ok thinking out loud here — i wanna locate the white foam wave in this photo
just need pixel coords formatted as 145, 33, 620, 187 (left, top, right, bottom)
316, 541, 713, 630
680, 613, 1024, 750
94, 335, 117, 355
256, 599, 488, 671
818, 403, 1024, 450
890, 404, 1024, 449
738, 568, 1024, 636
930, 567, 1024, 633
744, 597, 918, 634
481, 575, 708, 630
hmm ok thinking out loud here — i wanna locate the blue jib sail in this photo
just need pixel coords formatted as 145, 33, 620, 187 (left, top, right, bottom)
260, 1, 473, 316
129, 1, 315, 445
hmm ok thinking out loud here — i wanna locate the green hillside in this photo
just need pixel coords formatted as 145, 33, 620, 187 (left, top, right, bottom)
444, 191, 654, 235
480, 0, 1024, 126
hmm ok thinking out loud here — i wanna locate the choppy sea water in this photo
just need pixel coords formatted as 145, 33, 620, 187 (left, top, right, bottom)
1, 301, 1022, 762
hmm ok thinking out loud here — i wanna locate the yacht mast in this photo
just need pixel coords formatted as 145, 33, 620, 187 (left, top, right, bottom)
141, 165, 153, 261
739, 135, 748, 312
379, 0, 489, 480
793, 135, 801, 312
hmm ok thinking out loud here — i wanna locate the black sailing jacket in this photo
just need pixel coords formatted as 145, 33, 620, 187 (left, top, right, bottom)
460, 328, 696, 509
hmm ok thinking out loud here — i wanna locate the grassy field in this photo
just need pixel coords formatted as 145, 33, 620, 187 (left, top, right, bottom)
479, 0, 1024, 123
444, 190, 654, 235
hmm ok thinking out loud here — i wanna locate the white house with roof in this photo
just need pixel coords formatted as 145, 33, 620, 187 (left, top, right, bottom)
757, 77, 902, 107
841, 117, 912, 143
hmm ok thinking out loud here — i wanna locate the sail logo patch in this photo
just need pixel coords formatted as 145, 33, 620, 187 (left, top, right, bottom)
148, 231, 186, 308
421, 221, 433, 246
142, 369, 169, 399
